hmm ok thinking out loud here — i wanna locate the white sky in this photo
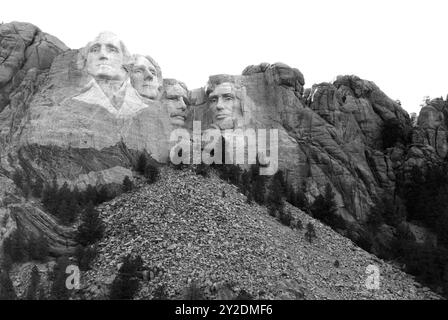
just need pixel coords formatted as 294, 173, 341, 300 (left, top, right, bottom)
2, 0, 448, 114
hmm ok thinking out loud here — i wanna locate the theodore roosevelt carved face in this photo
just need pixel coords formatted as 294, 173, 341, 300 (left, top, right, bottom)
163, 79, 189, 127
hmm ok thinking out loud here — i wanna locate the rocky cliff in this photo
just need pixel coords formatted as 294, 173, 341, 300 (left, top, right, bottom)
0, 21, 446, 299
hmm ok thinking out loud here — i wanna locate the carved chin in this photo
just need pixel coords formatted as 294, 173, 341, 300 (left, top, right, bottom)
216, 117, 234, 130
170, 117, 185, 126
88, 65, 126, 81
140, 89, 158, 99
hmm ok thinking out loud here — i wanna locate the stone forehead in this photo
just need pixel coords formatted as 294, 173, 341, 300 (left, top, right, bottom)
209, 82, 236, 95
133, 55, 155, 69
91, 31, 121, 44
83, 31, 130, 63
165, 83, 187, 97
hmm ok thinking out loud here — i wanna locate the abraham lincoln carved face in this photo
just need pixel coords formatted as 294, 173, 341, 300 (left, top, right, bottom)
207, 81, 243, 130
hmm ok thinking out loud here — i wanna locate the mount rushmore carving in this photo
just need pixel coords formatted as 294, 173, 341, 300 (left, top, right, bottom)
1, 22, 427, 255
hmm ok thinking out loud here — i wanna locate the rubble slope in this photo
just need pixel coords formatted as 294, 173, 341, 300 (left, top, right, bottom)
82, 167, 441, 300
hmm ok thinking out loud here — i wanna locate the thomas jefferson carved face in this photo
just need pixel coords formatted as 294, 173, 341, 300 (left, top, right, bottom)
130, 55, 160, 100
208, 82, 243, 129
86, 32, 127, 81
164, 81, 188, 127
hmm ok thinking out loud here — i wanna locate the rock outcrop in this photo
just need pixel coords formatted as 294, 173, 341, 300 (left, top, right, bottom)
0, 22, 68, 112
0, 21, 446, 300
0, 23, 416, 259
190, 67, 409, 223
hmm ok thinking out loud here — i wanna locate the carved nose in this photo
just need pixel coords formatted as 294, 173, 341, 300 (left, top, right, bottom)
98, 52, 108, 60
179, 99, 186, 110
144, 71, 153, 81
216, 99, 224, 110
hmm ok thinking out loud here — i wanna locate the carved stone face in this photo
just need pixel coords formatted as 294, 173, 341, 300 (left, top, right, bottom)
86, 32, 127, 81
165, 83, 188, 127
208, 82, 242, 129
130, 55, 160, 100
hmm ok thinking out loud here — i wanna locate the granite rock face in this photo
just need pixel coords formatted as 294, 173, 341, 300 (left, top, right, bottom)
411, 98, 448, 160
0, 22, 68, 112
0, 25, 170, 256
0, 22, 441, 261
190, 67, 408, 222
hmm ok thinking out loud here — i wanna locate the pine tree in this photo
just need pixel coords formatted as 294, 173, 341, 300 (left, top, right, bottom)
144, 163, 160, 184
286, 184, 308, 211
109, 255, 143, 299
72, 186, 81, 205
279, 208, 292, 226
266, 175, 284, 210
246, 189, 253, 204
31, 179, 44, 198
272, 170, 287, 196
3, 230, 28, 262
1, 253, 12, 272
22, 183, 31, 200
310, 184, 343, 229
57, 182, 71, 204
76, 202, 104, 246
57, 200, 71, 225
305, 222, 317, 243
84, 184, 98, 205
122, 176, 134, 192
97, 186, 111, 204
50, 256, 70, 300
195, 163, 210, 177
0, 271, 16, 300
27, 233, 49, 261
136, 153, 147, 174
68, 196, 80, 223
75, 244, 98, 271
183, 281, 205, 300
25, 265, 40, 300
152, 284, 168, 300
42, 178, 59, 215
239, 170, 251, 195
268, 205, 277, 217
295, 218, 303, 230
12, 170, 23, 188
252, 176, 266, 205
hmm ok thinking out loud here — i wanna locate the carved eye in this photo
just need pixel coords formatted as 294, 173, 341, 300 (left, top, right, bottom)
89, 45, 100, 53
134, 69, 142, 74
209, 97, 217, 103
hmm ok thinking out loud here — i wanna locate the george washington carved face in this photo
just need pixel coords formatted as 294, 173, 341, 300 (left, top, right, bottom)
85, 32, 128, 81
